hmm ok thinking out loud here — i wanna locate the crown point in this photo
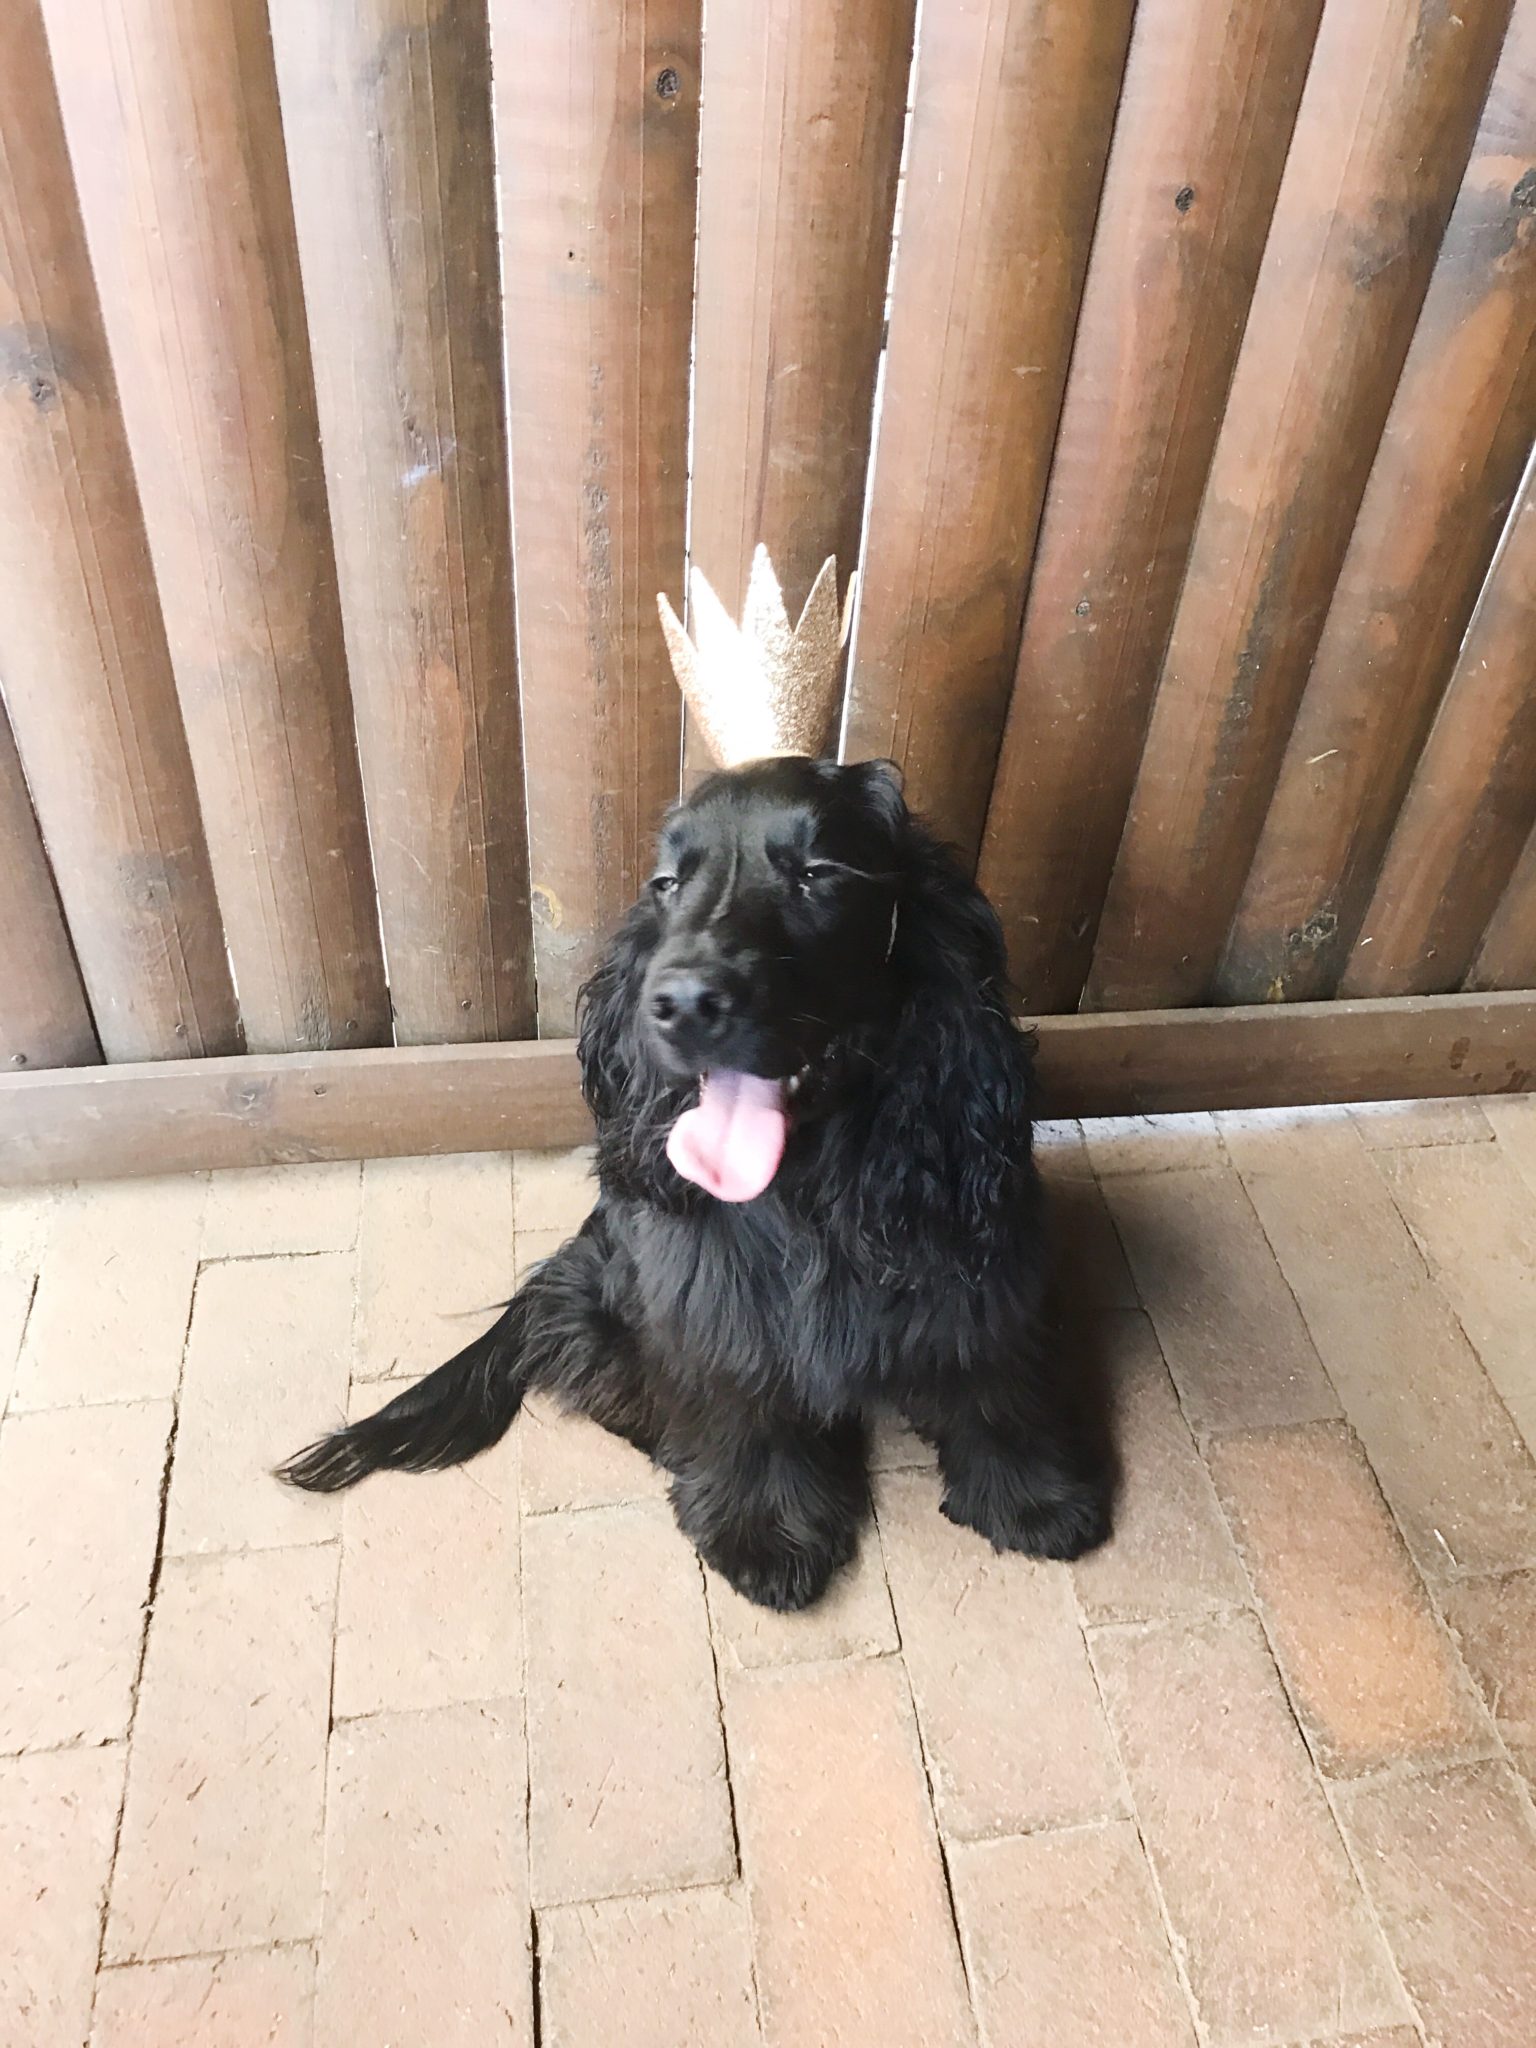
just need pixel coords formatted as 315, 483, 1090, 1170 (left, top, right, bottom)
657, 548, 844, 769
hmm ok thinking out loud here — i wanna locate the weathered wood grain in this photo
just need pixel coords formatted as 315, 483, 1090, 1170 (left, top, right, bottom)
0, 704, 98, 1074
1220, 3, 1536, 1002
0, 0, 237, 1062
269, 0, 535, 1044
1084, 0, 1515, 1011
44, 0, 389, 1053
686, 0, 915, 780
492, 0, 698, 1029
843, 0, 1136, 860
1346, 467, 1536, 998
2, 993, 1530, 1185
975, 0, 1325, 1006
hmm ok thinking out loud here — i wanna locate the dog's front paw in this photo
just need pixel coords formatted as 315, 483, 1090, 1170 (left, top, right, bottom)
696, 1524, 853, 1612
941, 1464, 1111, 1562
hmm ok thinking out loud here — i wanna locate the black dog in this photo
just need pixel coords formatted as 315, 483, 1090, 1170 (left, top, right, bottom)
281, 757, 1112, 1609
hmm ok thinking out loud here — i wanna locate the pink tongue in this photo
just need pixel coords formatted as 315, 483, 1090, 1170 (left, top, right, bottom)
666, 1069, 788, 1203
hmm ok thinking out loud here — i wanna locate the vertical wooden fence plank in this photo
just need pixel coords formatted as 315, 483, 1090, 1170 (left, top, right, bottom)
492, 0, 699, 1032
0, 0, 238, 1063
1345, 470, 1536, 997
1219, 3, 1536, 1004
0, 707, 98, 1073
268, 0, 535, 1045
842, 0, 1136, 862
43, 0, 390, 1055
1467, 818, 1536, 991
1083, 0, 1515, 1013
975, 0, 1325, 1006
688, 0, 914, 721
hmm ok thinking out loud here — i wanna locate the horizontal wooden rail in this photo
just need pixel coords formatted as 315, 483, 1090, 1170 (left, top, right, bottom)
1, 992, 1530, 1187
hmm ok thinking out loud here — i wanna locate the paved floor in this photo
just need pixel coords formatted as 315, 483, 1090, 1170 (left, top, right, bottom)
4, 1096, 1536, 2046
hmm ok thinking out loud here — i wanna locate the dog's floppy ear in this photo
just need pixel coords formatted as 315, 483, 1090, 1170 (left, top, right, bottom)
850, 825, 1035, 1265
577, 907, 652, 1126
840, 756, 907, 832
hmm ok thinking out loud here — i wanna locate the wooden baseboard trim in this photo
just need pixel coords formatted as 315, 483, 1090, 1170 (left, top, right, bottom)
0, 990, 1530, 1185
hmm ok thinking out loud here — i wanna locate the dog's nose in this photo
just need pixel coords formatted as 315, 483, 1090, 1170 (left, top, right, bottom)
649, 966, 737, 1041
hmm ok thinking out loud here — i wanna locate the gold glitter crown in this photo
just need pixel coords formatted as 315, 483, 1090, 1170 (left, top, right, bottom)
657, 547, 851, 768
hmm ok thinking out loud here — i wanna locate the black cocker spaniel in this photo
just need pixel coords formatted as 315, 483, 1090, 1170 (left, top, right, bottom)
281, 757, 1112, 1610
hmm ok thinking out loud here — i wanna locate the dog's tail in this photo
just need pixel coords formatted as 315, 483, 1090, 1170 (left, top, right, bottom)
277, 1292, 533, 1494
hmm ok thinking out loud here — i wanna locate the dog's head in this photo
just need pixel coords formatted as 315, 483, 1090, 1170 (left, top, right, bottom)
644, 758, 903, 1066
637, 758, 904, 1198
580, 755, 1030, 1224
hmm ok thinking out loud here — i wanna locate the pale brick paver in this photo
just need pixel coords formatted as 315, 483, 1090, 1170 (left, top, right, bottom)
1238, 1138, 1536, 1578
727, 1658, 975, 2048
1338, 1760, 1536, 2048
867, 1406, 937, 1471
1048, 1166, 1141, 1307
522, 1501, 733, 1906
1375, 1138, 1536, 1453
1207, 1423, 1490, 1775
354, 1153, 515, 1381
518, 1390, 669, 1514
0, 1184, 54, 1268
4, 1099, 1534, 2042
708, 1520, 898, 1669
1295, 2032, 1424, 2047
0, 1400, 171, 1750
1348, 1097, 1494, 1147
1071, 1310, 1248, 1624
1103, 1165, 1341, 1431
92, 1946, 316, 2048
13, 1177, 205, 1408
513, 1146, 598, 1235
0, 1193, 45, 1415
1030, 1118, 1092, 1173
165, 1254, 351, 1556
1439, 1571, 1536, 1790
1215, 1102, 1373, 1173
1080, 1111, 1223, 1175
0, 1744, 123, 2048
877, 1466, 1122, 1838
334, 1387, 520, 1718
0, 1262, 32, 1416
1090, 1611, 1408, 2045
949, 1821, 1197, 2048
317, 1705, 531, 2048
514, 1226, 569, 1283
1468, 1093, 1536, 1194
202, 1160, 362, 1259
539, 1886, 762, 2048
106, 1546, 336, 1962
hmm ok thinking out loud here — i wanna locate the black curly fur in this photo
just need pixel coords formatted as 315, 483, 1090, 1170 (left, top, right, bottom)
280, 758, 1112, 1609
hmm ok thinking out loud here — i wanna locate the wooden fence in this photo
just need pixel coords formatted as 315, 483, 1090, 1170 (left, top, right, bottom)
1, 0, 1533, 1182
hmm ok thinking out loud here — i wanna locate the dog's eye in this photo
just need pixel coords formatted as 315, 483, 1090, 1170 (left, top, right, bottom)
798, 862, 840, 887
649, 874, 680, 898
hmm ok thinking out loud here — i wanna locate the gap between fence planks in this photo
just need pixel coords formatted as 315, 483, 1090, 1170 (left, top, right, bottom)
0, 0, 238, 1064
685, 0, 915, 785
2, 993, 1531, 1187
975, 0, 1326, 1008
0, 705, 98, 1074
268, 0, 535, 1046
1082, 0, 1516, 1014
1345, 463, 1536, 999
43, 0, 390, 1055
842, 0, 1135, 863
492, 0, 698, 1033
1219, 0, 1536, 1004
